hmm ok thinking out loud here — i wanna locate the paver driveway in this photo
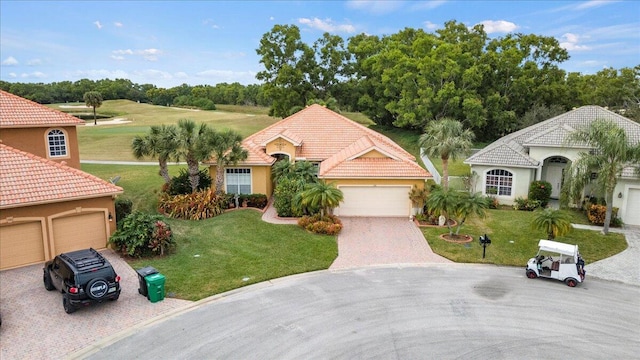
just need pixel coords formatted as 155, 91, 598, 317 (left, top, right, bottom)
0, 250, 191, 360
330, 217, 451, 269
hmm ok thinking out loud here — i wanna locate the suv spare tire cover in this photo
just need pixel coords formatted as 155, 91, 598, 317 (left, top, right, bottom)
86, 278, 109, 300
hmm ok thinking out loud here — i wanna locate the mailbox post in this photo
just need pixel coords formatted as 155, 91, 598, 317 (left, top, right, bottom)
479, 234, 491, 259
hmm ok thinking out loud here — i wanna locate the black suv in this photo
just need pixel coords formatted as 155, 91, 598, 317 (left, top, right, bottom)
43, 248, 121, 314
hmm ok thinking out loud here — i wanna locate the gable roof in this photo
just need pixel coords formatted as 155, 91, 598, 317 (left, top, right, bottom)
227, 104, 429, 179
465, 105, 640, 168
0, 143, 122, 209
0, 90, 84, 128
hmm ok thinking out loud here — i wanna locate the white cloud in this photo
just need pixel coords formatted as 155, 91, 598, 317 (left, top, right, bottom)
346, 0, 403, 14
20, 71, 46, 79
203, 19, 220, 29
111, 48, 161, 61
71, 69, 130, 79
298, 18, 356, 33
114, 22, 123, 27
132, 69, 173, 80
174, 72, 188, 79
8, 72, 17, 78
269, 16, 275, 21
424, 21, 438, 30
478, 20, 518, 34
575, 0, 617, 10
2, 56, 19, 66
411, 0, 448, 11
94, 21, 103, 29
196, 69, 257, 84
560, 33, 590, 51
26, 58, 42, 66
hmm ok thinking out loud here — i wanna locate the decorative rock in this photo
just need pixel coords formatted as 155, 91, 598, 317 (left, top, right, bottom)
438, 215, 446, 226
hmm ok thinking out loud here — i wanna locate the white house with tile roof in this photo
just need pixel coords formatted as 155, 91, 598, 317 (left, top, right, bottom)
0, 91, 122, 270
206, 104, 431, 217
465, 105, 640, 226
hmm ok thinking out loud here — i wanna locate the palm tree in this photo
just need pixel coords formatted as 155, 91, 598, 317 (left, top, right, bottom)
131, 124, 178, 184
531, 208, 572, 240
174, 119, 212, 193
299, 180, 344, 217
425, 186, 460, 236
272, 159, 294, 184
563, 119, 640, 234
208, 129, 248, 195
453, 192, 490, 235
293, 161, 318, 184
83, 91, 103, 125
418, 118, 475, 189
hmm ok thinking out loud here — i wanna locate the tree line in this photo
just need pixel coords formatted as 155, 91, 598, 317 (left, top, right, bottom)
1, 20, 638, 142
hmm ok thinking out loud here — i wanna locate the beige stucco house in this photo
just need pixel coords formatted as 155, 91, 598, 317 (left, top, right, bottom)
465, 105, 640, 226
207, 104, 431, 217
0, 90, 122, 270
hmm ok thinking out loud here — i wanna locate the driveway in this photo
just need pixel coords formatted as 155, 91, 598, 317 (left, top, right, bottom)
330, 217, 451, 270
0, 250, 191, 360
584, 225, 640, 286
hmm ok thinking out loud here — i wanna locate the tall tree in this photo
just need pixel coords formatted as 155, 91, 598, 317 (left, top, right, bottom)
131, 124, 178, 184
418, 118, 475, 189
563, 119, 640, 234
207, 129, 248, 195
83, 91, 103, 125
174, 119, 212, 193
256, 24, 316, 117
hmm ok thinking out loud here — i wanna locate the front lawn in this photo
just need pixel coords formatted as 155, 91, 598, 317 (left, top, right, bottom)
422, 209, 627, 266
126, 210, 337, 301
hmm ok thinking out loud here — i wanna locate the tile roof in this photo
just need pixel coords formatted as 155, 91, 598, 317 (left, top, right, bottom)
466, 106, 640, 167
230, 104, 429, 179
0, 143, 122, 208
0, 90, 84, 127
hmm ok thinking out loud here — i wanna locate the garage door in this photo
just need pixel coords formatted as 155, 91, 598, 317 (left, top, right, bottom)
335, 186, 411, 217
52, 212, 108, 255
0, 221, 45, 270
624, 188, 640, 226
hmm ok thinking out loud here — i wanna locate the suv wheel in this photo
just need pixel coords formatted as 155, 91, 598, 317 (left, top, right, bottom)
43, 268, 55, 291
86, 278, 109, 300
63, 294, 76, 314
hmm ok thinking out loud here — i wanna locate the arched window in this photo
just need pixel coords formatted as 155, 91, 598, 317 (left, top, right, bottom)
485, 169, 513, 196
47, 129, 67, 157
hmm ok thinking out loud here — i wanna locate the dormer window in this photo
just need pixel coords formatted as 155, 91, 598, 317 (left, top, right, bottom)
47, 129, 67, 157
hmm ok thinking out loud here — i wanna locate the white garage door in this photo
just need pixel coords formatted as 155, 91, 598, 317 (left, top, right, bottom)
0, 221, 45, 270
624, 189, 640, 226
52, 212, 108, 255
335, 186, 411, 217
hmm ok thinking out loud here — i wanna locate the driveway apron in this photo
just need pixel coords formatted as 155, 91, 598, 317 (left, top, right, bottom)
330, 217, 451, 270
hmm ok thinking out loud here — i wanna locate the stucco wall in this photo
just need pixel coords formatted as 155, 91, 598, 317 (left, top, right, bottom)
470, 165, 536, 205
209, 165, 273, 196
529, 146, 583, 163
0, 126, 81, 168
265, 139, 296, 161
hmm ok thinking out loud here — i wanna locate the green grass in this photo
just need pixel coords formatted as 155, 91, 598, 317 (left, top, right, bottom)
126, 210, 337, 301
421, 209, 627, 266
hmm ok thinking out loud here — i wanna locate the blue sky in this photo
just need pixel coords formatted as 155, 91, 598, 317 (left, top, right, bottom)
1, 0, 638, 88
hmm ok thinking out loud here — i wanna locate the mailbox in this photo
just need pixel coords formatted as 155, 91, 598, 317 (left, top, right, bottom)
479, 234, 491, 245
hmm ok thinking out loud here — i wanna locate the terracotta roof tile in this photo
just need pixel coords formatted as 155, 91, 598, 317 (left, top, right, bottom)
232, 104, 428, 179
0, 143, 122, 208
0, 90, 84, 127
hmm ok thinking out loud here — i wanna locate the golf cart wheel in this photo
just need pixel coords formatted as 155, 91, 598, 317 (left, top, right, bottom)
526, 269, 538, 279
565, 278, 578, 287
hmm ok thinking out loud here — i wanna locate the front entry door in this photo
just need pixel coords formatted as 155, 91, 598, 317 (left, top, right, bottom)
546, 165, 564, 199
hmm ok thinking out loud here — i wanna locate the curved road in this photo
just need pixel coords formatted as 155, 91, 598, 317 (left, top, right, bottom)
79, 265, 639, 360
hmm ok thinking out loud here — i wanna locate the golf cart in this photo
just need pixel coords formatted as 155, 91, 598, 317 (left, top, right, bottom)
526, 239, 586, 287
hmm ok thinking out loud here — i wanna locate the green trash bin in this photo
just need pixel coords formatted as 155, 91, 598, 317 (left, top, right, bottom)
145, 273, 166, 303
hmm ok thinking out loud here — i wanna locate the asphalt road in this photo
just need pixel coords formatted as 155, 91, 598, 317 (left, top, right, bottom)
82, 264, 640, 360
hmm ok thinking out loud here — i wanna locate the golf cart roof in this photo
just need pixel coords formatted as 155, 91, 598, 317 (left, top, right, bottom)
537, 240, 578, 256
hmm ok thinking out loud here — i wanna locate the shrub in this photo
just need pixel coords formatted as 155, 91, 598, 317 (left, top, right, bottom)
165, 168, 212, 195
109, 212, 175, 257
298, 214, 342, 235
587, 204, 619, 226
158, 188, 226, 220
274, 177, 305, 217
114, 197, 133, 227
513, 197, 542, 211
528, 181, 552, 207
486, 195, 499, 209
